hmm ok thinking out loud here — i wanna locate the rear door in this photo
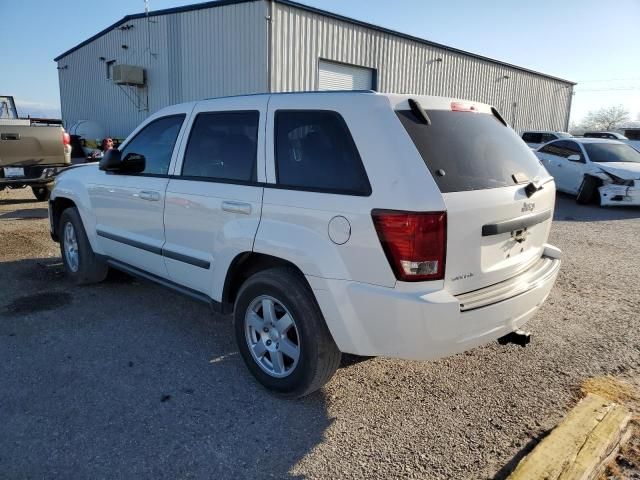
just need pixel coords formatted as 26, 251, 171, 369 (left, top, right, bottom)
395, 100, 555, 295
162, 96, 266, 299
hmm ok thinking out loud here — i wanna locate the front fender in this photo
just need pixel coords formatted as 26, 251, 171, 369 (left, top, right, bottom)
51, 166, 103, 255
586, 169, 611, 183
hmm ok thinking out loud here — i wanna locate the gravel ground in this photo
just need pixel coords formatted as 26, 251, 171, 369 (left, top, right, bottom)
0, 187, 639, 479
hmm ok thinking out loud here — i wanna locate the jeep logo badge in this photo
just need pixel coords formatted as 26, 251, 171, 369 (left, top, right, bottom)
521, 202, 535, 213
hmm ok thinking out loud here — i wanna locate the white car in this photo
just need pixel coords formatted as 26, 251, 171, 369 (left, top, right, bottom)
535, 138, 640, 207
48, 92, 562, 397
521, 130, 572, 150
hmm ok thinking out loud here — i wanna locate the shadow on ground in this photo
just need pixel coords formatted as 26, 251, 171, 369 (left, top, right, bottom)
0, 197, 42, 206
553, 192, 640, 222
0, 257, 331, 479
0, 207, 48, 220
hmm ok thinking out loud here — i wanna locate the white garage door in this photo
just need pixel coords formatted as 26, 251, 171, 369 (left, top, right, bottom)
318, 60, 374, 91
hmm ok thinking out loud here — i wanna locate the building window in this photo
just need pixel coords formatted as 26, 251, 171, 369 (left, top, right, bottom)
106, 60, 116, 79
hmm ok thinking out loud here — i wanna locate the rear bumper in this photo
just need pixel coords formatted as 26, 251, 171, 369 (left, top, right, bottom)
308, 244, 561, 360
0, 166, 64, 187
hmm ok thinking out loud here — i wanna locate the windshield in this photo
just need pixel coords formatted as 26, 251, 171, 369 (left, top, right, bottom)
584, 143, 640, 163
396, 109, 547, 192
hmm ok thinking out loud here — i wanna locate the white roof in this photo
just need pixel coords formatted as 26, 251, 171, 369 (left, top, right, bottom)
573, 138, 626, 145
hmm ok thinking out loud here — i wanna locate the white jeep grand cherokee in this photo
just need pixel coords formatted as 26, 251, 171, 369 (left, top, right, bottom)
49, 92, 561, 397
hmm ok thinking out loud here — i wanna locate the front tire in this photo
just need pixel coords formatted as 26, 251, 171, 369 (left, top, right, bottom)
32, 186, 51, 201
576, 176, 600, 205
59, 207, 108, 285
234, 267, 341, 398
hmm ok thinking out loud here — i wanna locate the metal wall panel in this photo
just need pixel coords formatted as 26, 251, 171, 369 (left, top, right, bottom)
58, 0, 573, 138
57, 1, 268, 139
270, 3, 573, 131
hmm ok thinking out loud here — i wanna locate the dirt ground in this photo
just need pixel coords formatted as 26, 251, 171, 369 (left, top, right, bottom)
1, 186, 639, 479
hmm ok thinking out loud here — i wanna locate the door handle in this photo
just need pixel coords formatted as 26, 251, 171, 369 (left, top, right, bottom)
138, 190, 160, 201
222, 201, 252, 215
1, 133, 20, 140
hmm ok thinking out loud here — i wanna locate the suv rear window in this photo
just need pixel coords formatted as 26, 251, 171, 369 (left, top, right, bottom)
274, 110, 371, 195
522, 132, 543, 144
396, 109, 545, 193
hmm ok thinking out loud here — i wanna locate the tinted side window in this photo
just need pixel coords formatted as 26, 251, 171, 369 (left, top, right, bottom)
541, 133, 558, 143
522, 132, 542, 143
181, 111, 259, 182
565, 141, 583, 160
539, 140, 581, 159
274, 110, 371, 195
120, 115, 185, 175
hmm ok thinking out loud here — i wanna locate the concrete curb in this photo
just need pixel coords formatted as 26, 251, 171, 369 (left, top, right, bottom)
508, 393, 631, 480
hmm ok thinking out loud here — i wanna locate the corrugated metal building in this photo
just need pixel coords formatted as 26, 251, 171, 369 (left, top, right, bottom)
55, 0, 575, 138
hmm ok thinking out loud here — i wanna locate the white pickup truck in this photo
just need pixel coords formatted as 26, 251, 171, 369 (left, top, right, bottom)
49, 92, 561, 397
0, 119, 71, 200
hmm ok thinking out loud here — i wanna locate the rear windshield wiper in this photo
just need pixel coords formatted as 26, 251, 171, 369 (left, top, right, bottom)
491, 107, 507, 126
408, 99, 431, 125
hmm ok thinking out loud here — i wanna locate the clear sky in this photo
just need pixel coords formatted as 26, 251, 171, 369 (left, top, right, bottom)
2, 0, 639, 124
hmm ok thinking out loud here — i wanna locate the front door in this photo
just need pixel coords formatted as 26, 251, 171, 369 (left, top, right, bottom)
162, 96, 267, 299
88, 112, 188, 277
538, 140, 586, 194
559, 141, 588, 194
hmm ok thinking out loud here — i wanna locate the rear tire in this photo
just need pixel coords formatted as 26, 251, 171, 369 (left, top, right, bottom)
576, 176, 599, 205
234, 267, 341, 398
59, 207, 108, 285
32, 186, 51, 201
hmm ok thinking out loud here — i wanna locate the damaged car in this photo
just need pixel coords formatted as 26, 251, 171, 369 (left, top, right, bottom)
536, 138, 640, 207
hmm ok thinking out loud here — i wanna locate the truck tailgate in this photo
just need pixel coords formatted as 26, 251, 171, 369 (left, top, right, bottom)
0, 125, 70, 168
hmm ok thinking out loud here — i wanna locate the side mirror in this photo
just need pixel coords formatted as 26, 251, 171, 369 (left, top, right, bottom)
121, 153, 146, 173
99, 149, 122, 171
567, 154, 582, 162
98, 150, 146, 173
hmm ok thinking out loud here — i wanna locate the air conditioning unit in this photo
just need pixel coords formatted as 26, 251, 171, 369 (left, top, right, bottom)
112, 65, 145, 86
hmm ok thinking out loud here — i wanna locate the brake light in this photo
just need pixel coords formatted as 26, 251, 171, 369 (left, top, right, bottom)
451, 101, 477, 112
62, 131, 70, 146
372, 210, 447, 281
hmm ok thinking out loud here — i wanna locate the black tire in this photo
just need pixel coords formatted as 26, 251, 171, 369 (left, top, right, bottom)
59, 207, 108, 285
576, 176, 599, 205
32, 186, 51, 201
234, 267, 341, 398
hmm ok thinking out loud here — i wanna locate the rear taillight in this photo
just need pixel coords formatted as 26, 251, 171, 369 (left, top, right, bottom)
372, 210, 447, 282
62, 131, 70, 145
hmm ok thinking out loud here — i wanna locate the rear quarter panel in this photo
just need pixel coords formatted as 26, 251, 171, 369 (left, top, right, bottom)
254, 93, 446, 287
